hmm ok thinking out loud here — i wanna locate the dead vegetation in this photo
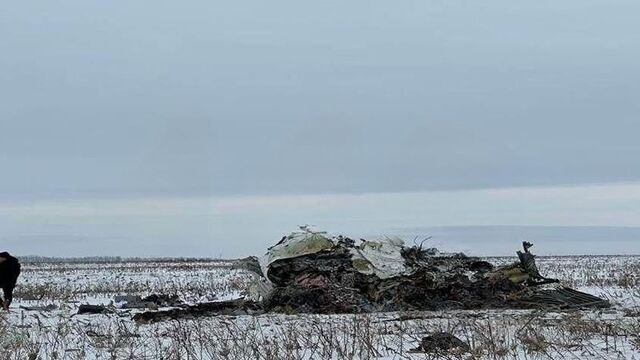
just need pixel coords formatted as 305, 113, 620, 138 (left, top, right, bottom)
2, 232, 639, 359
3, 309, 640, 359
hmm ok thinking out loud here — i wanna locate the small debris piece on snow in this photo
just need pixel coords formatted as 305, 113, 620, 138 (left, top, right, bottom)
116, 294, 182, 309
411, 332, 470, 354
141, 294, 181, 307
114, 295, 142, 304
77, 304, 112, 315
132, 299, 263, 324
520, 287, 610, 309
20, 304, 58, 312
233, 256, 263, 277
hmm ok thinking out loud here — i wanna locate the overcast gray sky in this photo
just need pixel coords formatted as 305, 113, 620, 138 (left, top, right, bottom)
1, 1, 640, 256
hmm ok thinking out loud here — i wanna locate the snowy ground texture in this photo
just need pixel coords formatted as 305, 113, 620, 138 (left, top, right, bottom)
2, 256, 640, 359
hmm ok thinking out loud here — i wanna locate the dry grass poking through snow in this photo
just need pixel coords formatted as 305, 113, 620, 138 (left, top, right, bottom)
1, 256, 640, 359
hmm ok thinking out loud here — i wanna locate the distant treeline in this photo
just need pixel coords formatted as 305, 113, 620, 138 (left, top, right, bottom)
18, 255, 230, 264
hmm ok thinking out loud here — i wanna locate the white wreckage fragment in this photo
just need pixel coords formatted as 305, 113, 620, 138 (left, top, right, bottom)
258, 228, 427, 282
349, 237, 409, 279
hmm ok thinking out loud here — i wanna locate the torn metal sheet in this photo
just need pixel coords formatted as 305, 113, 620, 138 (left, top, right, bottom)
259, 228, 423, 283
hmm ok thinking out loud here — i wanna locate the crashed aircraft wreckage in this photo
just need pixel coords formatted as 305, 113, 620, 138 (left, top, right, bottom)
133, 228, 609, 323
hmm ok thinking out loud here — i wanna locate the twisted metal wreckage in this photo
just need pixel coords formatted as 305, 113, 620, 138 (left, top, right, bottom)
133, 228, 609, 323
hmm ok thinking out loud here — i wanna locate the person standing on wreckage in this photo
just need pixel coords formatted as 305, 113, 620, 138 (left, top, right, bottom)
0, 252, 21, 310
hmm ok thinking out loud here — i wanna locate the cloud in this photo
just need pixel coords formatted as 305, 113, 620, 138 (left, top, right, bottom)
2, 1, 640, 200
2, 182, 640, 257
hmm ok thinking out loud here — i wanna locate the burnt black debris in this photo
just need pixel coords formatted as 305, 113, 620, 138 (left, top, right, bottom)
115, 294, 182, 310
133, 299, 262, 324
77, 304, 113, 315
410, 332, 470, 354
132, 229, 610, 322
263, 250, 514, 313
519, 287, 611, 310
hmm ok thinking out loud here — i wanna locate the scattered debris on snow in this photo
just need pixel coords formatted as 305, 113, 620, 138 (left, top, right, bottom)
19, 304, 58, 312
410, 332, 470, 354
131, 227, 609, 321
254, 227, 609, 313
132, 299, 262, 324
77, 304, 113, 315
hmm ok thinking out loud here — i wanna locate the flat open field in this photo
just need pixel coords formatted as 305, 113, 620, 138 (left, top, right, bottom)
2, 256, 640, 359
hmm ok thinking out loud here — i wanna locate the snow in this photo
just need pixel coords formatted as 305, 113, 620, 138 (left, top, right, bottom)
2, 256, 640, 359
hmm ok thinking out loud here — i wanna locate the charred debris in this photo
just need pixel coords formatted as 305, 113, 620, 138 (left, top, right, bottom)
131, 228, 609, 323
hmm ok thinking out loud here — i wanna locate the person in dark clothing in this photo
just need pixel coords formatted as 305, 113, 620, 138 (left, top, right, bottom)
0, 252, 20, 310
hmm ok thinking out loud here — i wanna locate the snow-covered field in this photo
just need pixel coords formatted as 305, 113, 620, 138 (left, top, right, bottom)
2, 256, 640, 359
